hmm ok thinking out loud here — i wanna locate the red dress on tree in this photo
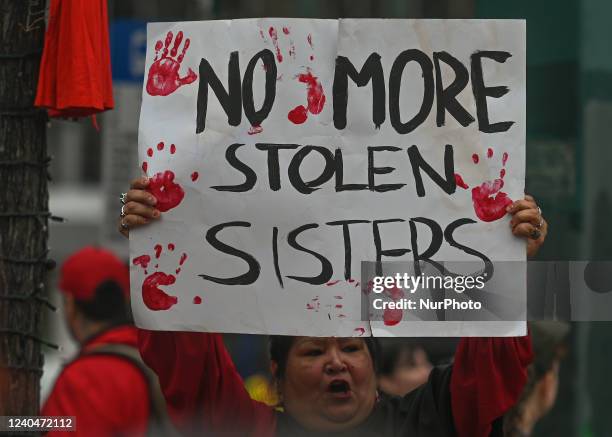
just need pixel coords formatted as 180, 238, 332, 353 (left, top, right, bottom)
35, 0, 114, 118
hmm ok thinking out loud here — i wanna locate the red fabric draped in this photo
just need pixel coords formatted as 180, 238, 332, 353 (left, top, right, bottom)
451, 335, 533, 437
35, 0, 114, 118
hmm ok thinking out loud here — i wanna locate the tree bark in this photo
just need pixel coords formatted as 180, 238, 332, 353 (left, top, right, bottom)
0, 0, 48, 425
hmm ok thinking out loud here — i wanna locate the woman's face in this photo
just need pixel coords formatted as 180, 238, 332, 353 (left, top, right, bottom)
279, 337, 377, 432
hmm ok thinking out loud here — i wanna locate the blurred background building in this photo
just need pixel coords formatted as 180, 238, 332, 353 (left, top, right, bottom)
43, 1, 612, 436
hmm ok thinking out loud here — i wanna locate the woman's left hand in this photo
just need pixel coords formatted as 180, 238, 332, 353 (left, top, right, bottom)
506, 194, 547, 258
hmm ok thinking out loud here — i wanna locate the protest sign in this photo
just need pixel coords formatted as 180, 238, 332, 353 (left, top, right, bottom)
131, 19, 526, 336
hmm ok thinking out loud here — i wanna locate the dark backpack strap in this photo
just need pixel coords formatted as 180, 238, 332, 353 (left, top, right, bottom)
80, 343, 181, 437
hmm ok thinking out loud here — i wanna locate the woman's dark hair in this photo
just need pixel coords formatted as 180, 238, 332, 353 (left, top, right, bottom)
502, 365, 539, 436
269, 335, 380, 380
503, 343, 568, 436
73, 279, 130, 324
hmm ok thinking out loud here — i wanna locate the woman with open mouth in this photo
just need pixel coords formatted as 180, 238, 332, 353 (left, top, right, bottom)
123, 178, 547, 436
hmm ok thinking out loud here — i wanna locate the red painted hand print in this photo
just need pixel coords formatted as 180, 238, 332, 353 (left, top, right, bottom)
133, 243, 188, 311
146, 31, 198, 97
142, 272, 178, 311
382, 285, 405, 326
257, 26, 325, 125
288, 69, 326, 125
147, 170, 184, 213
455, 148, 513, 222
314, 279, 360, 320
261, 25, 296, 63
141, 141, 196, 213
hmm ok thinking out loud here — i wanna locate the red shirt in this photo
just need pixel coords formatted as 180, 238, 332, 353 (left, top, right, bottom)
43, 325, 150, 437
138, 330, 532, 437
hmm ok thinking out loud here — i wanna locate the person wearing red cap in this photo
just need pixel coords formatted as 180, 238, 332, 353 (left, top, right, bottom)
42, 247, 170, 437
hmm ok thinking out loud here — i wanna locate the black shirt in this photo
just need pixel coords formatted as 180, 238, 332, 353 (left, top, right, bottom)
275, 366, 456, 437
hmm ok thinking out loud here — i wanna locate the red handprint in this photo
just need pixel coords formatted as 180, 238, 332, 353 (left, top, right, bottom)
382, 285, 405, 326
257, 26, 325, 125
147, 171, 185, 212
288, 69, 326, 125
142, 142, 191, 213
262, 26, 296, 63
455, 148, 512, 222
133, 243, 189, 311
146, 31, 198, 97
363, 280, 405, 326
142, 272, 178, 311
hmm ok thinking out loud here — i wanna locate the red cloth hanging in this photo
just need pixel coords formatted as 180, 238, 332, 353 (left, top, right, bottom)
35, 0, 114, 118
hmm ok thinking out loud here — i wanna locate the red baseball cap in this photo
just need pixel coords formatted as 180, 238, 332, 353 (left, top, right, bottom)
59, 246, 130, 301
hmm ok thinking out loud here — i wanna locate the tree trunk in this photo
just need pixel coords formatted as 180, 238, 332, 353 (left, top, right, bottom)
0, 0, 48, 425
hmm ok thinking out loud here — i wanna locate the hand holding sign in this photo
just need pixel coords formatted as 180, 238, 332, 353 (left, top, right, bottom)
118, 177, 159, 238
508, 195, 548, 258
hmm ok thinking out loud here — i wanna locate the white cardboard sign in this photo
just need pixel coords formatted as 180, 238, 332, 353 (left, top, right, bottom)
131, 19, 526, 337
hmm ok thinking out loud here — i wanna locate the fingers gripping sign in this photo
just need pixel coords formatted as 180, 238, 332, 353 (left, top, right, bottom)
506, 196, 548, 258
118, 177, 160, 238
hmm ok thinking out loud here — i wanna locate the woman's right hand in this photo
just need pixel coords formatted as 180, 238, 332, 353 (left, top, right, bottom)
118, 177, 161, 238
